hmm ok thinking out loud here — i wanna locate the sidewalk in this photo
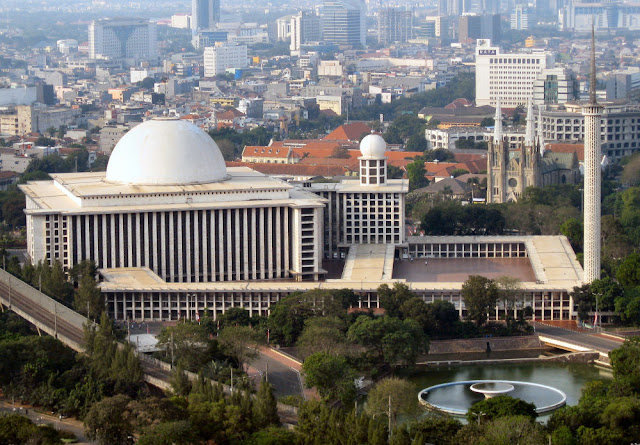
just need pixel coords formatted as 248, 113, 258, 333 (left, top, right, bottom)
0, 399, 92, 444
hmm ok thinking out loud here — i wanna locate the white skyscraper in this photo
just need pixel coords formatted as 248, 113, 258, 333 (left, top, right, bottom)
582, 28, 602, 283
88, 18, 157, 61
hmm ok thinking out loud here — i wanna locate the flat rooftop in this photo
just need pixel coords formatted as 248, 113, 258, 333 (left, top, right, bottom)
99, 236, 583, 294
392, 257, 536, 282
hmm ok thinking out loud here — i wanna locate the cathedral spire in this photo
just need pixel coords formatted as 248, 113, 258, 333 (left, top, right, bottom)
493, 99, 502, 141
538, 104, 545, 156
590, 22, 597, 105
525, 98, 534, 145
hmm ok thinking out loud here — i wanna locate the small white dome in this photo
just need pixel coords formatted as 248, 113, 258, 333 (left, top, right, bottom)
106, 118, 228, 185
359, 134, 387, 159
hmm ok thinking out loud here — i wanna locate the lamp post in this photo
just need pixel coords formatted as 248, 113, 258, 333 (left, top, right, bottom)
471, 411, 486, 426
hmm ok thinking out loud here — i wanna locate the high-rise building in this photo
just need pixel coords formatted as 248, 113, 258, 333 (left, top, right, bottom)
192, 0, 220, 31
377, 8, 413, 45
438, 0, 472, 16
606, 68, 640, 100
290, 11, 322, 53
511, 5, 536, 30
475, 39, 555, 107
582, 29, 603, 283
532, 68, 579, 105
419, 16, 448, 38
322, 0, 366, 47
88, 18, 157, 61
203, 43, 248, 77
459, 14, 501, 43
561, 0, 640, 31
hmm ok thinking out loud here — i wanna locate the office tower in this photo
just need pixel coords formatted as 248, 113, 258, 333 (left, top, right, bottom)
290, 11, 322, 53
192, 0, 220, 31
322, 0, 366, 46
88, 18, 157, 60
475, 39, 554, 107
378, 8, 413, 45
582, 28, 603, 283
203, 43, 248, 77
511, 4, 536, 30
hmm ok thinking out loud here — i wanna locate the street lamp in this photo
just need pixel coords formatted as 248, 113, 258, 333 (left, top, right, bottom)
471, 411, 486, 426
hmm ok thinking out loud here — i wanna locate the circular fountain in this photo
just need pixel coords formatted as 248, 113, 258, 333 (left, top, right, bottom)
418, 380, 567, 416
469, 381, 515, 398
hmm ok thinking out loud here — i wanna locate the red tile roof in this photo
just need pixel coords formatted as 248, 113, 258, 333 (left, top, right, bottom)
546, 143, 584, 161
243, 145, 290, 158
323, 122, 372, 141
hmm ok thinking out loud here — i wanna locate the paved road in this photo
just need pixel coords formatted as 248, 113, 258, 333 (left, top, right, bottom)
535, 322, 624, 354
249, 350, 303, 398
0, 401, 93, 444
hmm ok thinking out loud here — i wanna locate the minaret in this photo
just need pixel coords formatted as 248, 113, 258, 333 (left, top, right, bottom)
582, 25, 603, 283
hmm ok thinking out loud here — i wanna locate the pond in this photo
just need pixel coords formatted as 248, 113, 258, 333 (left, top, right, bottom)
403, 362, 613, 419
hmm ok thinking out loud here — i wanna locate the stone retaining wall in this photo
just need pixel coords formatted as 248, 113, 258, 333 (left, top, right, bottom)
428, 335, 542, 354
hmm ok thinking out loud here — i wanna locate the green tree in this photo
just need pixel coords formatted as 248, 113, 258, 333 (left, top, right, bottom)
217, 307, 251, 328
296, 317, 348, 357
467, 395, 537, 423
170, 362, 192, 397
461, 275, 499, 327
302, 352, 356, 404
406, 159, 428, 191
136, 77, 156, 90
73, 260, 104, 320
365, 377, 420, 428
217, 325, 262, 372
137, 420, 199, 445
609, 336, 640, 395
495, 276, 523, 324
253, 377, 280, 429
478, 415, 545, 445
561, 217, 583, 252
378, 283, 416, 318
347, 315, 429, 366
84, 394, 135, 445
616, 252, 640, 288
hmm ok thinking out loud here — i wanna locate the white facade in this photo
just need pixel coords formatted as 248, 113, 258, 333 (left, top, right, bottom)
203, 44, 248, 77
475, 39, 555, 107
171, 14, 192, 29
20, 119, 326, 282
88, 18, 157, 61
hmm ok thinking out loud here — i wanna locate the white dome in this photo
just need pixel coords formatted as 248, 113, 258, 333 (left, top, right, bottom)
105, 118, 228, 185
359, 134, 387, 159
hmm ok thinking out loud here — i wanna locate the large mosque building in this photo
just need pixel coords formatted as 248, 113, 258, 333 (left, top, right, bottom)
21, 118, 584, 322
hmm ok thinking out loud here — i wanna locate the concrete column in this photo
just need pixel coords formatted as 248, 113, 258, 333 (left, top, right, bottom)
267, 207, 273, 279
226, 209, 232, 281
218, 210, 224, 281
135, 213, 142, 267
168, 212, 175, 281
259, 207, 266, 279
251, 208, 257, 280
127, 213, 133, 267
186, 211, 192, 282
243, 208, 249, 280
177, 211, 183, 282
193, 211, 199, 282
234, 209, 241, 280
157, 213, 164, 279
109, 214, 116, 268
202, 210, 208, 281
275, 208, 281, 277
284, 208, 289, 276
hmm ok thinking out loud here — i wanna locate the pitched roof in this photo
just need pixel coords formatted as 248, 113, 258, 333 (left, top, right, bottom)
242, 145, 290, 158
415, 176, 471, 195
546, 143, 584, 162
323, 122, 372, 141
